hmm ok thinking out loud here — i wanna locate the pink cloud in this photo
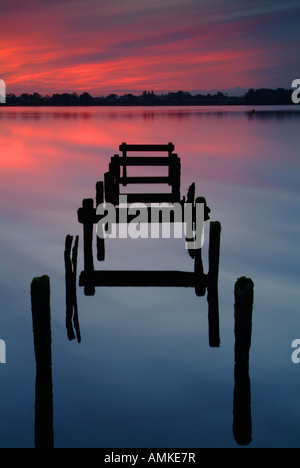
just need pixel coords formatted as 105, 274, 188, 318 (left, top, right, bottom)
1, 0, 299, 94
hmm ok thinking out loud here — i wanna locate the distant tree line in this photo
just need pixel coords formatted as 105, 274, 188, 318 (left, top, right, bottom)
1, 88, 295, 106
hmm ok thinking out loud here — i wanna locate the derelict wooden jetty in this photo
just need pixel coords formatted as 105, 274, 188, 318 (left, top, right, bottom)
77, 143, 221, 346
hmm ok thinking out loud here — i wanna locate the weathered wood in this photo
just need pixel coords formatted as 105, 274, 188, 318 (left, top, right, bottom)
96, 181, 104, 206
234, 277, 254, 356
116, 157, 177, 166
80, 270, 199, 288
105, 144, 181, 205
71, 235, 81, 342
233, 277, 254, 446
65, 235, 75, 341
207, 282, 220, 347
120, 147, 128, 185
30, 275, 54, 449
96, 182, 105, 261
104, 171, 114, 204
119, 176, 170, 185
194, 248, 206, 296
196, 196, 211, 221
187, 183, 195, 204
119, 142, 175, 154
31, 276, 52, 368
81, 199, 95, 296
208, 221, 221, 284
65, 235, 81, 342
171, 155, 181, 202
109, 156, 121, 204
185, 184, 196, 258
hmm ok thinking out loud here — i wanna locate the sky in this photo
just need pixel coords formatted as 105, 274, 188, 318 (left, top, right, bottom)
1, 0, 300, 96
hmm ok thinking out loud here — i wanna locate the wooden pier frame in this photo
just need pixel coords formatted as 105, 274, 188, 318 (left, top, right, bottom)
77, 143, 220, 346
104, 142, 181, 204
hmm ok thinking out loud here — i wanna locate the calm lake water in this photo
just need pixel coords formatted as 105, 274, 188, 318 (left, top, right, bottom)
0, 105, 299, 448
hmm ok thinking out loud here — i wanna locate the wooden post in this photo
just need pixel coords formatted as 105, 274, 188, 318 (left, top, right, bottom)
109, 155, 120, 205
208, 221, 221, 284
65, 235, 81, 342
194, 248, 206, 297
187, 183, 195, 205
96, 181, 105, 262
206, 221, 221, 347
82, 199, 94, 268
30, 275, 54, 449
207, 280, 220, 347
171, 155, 181, 202
167, 141, 175, 157
71, 235, 81, 341
65, 235, 75, 341
104, 172, 113, 204
186, 183, 196, 259
121, 142, 127, 186
81, 198, 95, 296
233, 277, 254, 446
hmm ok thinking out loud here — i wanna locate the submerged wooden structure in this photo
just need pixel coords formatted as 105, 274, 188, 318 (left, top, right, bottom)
77, 142, 221, 347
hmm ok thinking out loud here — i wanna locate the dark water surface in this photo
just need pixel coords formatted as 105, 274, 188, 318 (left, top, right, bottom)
0, 105, 299, 448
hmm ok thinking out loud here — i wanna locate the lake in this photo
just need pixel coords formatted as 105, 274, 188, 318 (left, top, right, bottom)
0, 105, 299, 448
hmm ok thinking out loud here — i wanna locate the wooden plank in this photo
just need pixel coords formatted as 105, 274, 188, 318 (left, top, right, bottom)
119, 143, 175, 153
116, 157, 176, 166
80, 270, 196, 288
119, 176, 170, 185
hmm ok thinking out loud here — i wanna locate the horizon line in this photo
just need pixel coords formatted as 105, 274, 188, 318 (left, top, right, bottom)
4, 86, 294, 99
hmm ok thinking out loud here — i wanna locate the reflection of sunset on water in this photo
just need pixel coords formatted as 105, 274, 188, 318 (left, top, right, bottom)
0, 106, 300, 448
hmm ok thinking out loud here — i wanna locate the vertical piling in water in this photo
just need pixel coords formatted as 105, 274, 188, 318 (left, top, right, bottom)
194, 248, 206, 297
65, 235, 81, 342
65, 235, 75, 341
71, 235, 81, 342
207, 221, 221, 347
78, 198, 96, 295
96, 181, 105, 262
208, 221, 221, 284
233, 276, 254, 446
31, 275, 54, 449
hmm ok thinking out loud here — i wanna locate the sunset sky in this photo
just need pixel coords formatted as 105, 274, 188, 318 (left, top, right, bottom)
1, 0, 300, 96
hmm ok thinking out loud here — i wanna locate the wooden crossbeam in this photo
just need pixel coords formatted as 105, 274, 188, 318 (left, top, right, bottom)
114, 156, 176, 166
80, 270, 197, 287
119, 143, 175, 154
119, 176, 170, 184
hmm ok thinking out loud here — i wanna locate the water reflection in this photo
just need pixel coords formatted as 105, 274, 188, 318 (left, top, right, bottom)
1, 106, 298, 447
64, 250, 254, 447
1, 106, 300, 122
